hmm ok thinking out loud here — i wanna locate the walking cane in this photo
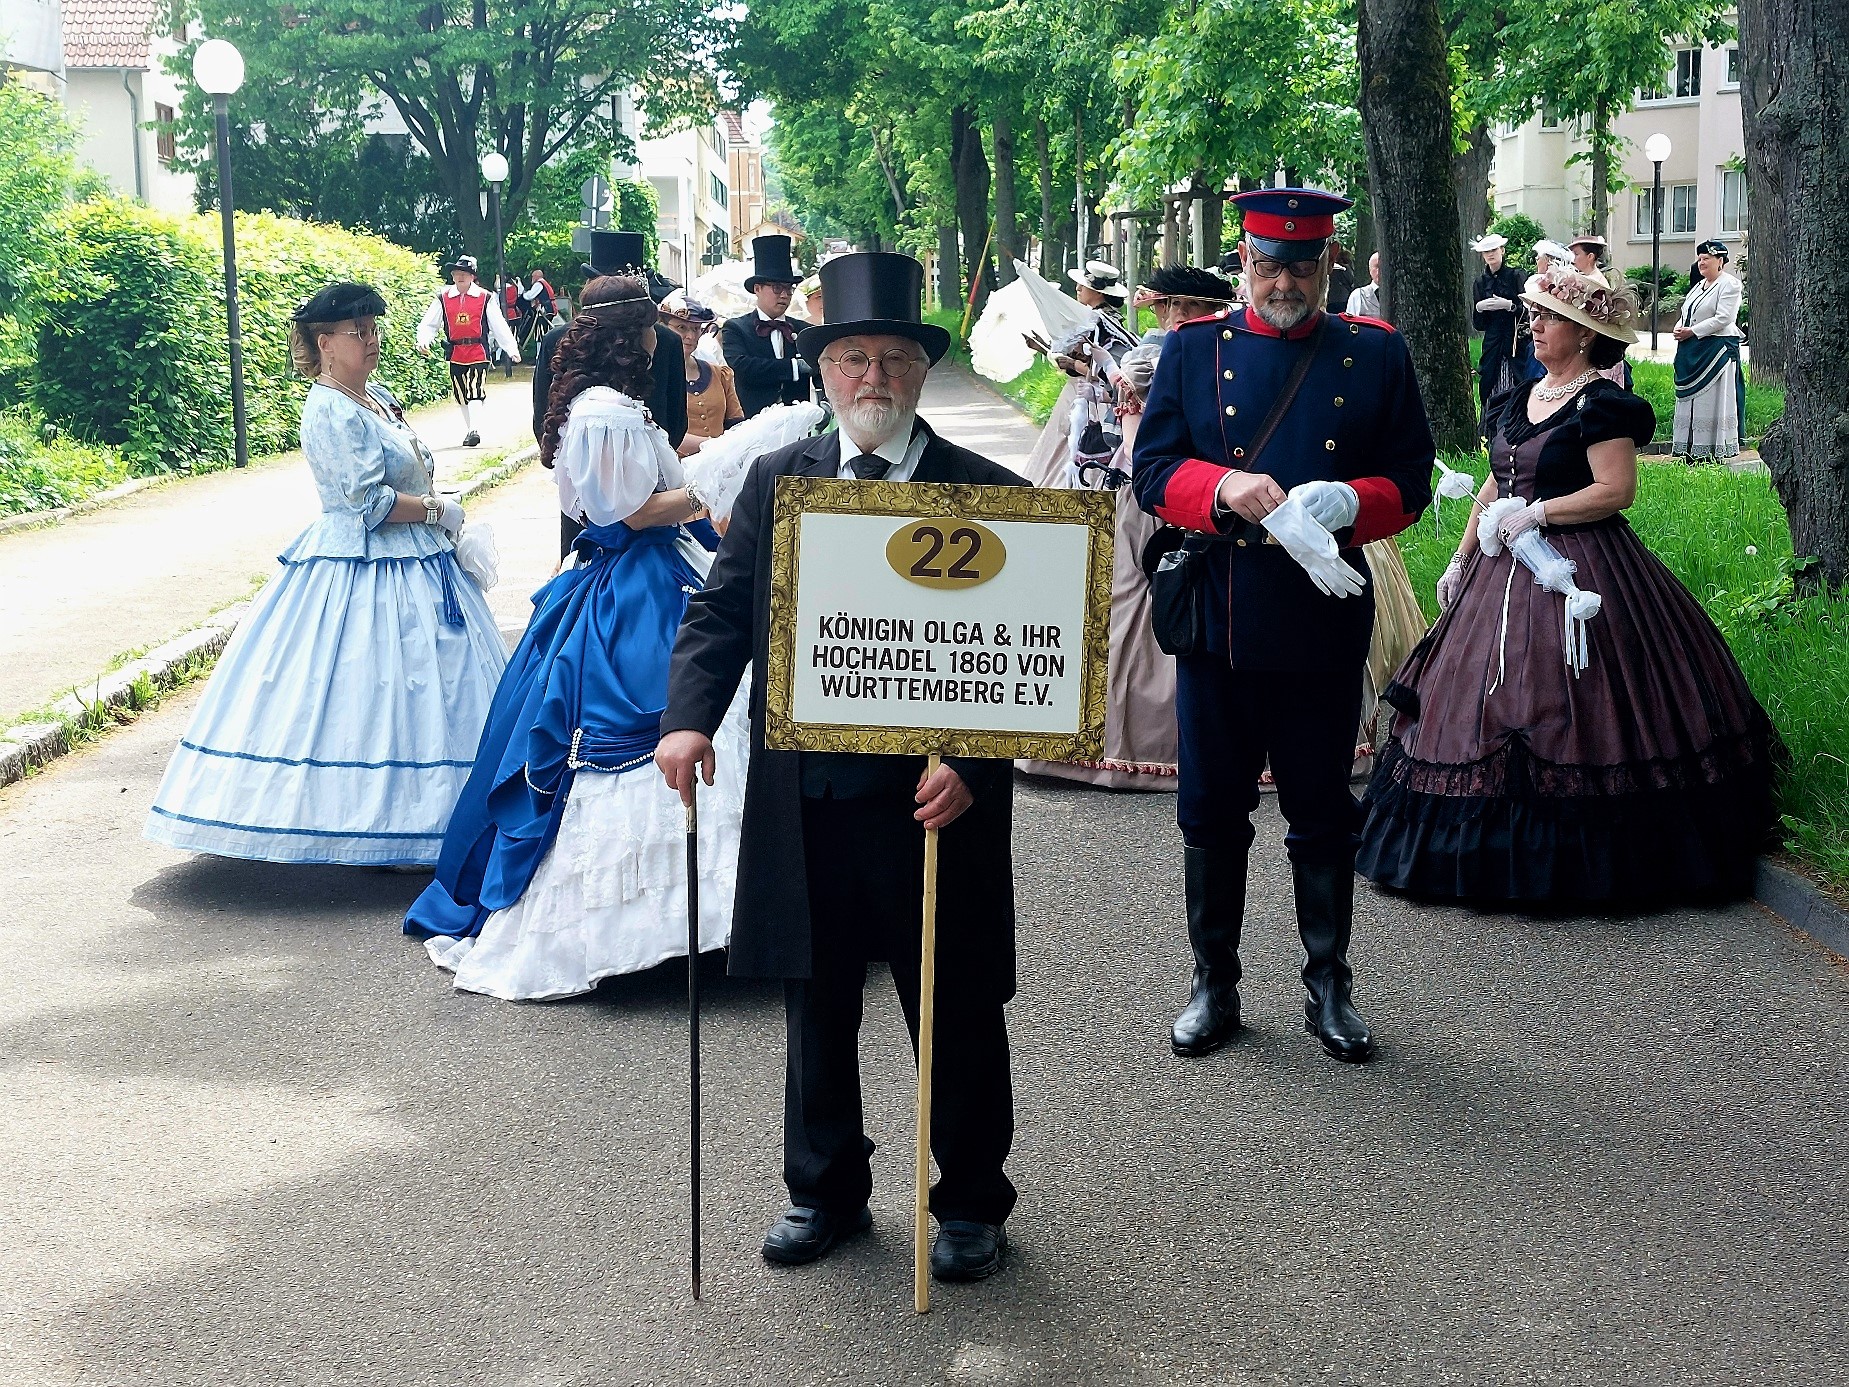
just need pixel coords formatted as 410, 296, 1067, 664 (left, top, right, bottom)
914, 751, 943, 1314
686, 786, 702, 1302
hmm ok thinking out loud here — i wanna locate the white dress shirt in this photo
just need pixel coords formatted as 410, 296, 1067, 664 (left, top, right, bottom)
757, 307, 805, 382
835, 420, 927, 482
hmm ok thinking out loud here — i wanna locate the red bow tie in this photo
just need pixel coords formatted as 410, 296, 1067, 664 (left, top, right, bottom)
756, 317, 796, 343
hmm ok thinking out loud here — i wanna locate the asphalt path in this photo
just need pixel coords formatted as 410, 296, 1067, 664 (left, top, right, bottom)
3, 368, 1846, 1385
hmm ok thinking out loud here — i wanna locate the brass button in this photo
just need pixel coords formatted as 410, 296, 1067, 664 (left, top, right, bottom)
1343, 357, 1354, 368
1236, 538, 1248, 547
1221, 329, 1233, 340
1325, 439, 1336, 451
1233, 447, 1246, 459
1334, 396, 1345, 407
1284, 219, 1297, 231
1222, 369, 1234, 380
1224, 406, 1237, 417
1287, 197, 1300, 208
1350, 323, 1360, 335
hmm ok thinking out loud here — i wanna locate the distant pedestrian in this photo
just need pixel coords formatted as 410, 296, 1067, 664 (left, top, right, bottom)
1471, 233, 1530, 432
416, 254, 518, 448
660, 292, 744, 457
147, 282, 506, 866
1671, 239, 1746, 460
1324, 238, 1355, 313
722, 234, 812, 418
1567, 234, 1611, 288
1344, 252, 1382, 319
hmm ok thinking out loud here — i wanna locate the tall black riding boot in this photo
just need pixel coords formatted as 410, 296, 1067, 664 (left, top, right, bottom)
1292, 857, 1376, 1063
1170, 846, 1246, 1056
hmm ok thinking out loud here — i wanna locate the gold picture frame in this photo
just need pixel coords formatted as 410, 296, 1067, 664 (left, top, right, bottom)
764, 476, 1115, 761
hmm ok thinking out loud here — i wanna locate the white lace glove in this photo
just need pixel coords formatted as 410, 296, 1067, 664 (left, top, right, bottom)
453, 523, 500, 590
1261, 495, 1367, 599
433, 495, 465, 536
1437, 554, 1465, 610
1475, 296, 1514, 312
1476, 496, 1525, 557
1288, 479, 1359, 532
1496, 499, 1548, 545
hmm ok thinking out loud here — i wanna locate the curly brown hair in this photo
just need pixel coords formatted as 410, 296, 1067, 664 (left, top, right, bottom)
540, 275, 659, 466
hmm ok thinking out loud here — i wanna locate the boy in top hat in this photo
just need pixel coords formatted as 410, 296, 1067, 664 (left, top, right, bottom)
417, 254, 520, 447
531, 229, 688, 556
722, 234, 812, 418
1132, 188, 1434, 1066
659, 251, 1025, 1284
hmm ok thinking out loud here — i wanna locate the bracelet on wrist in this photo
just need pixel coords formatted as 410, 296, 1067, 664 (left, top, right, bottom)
421, 493, 442, 526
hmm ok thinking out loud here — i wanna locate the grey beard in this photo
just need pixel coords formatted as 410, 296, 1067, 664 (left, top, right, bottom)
1252, 292, 1314, 331
836, 399, 914, 450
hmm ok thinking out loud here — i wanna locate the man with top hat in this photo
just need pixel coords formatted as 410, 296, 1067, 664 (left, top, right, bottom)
532, 229, 688, 555
1470, 232, 1532, 427
1131, 187, 1434, 1065
658, 251, 1024, 1284
416, 254, 520, 447
722, 234, 813, 418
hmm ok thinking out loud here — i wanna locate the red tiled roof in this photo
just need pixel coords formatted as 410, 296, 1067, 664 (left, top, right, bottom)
64, 0, 162, 69
721, 111, 750, 145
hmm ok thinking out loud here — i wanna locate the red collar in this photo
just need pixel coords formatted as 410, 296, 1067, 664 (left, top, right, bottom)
1238, 306, 1324, 341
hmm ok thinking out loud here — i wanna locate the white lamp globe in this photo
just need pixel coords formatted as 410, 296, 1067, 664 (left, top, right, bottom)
192, 39, 245, 96
1644, 133, 1672, 164
481, 152, 510, 184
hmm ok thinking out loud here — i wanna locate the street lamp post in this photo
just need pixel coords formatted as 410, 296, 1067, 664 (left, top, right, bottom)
193, 39, 248, 468
1645, 133, 1672, 352
481, 151, 509, 308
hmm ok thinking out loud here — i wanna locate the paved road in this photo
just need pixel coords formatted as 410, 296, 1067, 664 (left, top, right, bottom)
0, 377, 535, 725
2, 367, 1845, 1385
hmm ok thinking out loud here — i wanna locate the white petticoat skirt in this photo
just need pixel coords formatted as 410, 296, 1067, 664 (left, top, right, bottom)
145, 551, 507, 865
424, 684, 749, 1000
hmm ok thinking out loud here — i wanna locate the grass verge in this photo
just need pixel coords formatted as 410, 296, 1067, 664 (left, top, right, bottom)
1399, 457, 1849, 888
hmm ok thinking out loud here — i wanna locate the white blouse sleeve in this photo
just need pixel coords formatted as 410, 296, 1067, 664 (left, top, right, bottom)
555, 391, 682, 526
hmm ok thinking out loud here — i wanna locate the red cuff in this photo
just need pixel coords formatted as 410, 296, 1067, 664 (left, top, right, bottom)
1153, 459, 1231, 532
1349, 476, 1418, 545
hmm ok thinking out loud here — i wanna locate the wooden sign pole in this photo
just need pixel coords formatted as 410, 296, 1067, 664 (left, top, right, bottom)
914, 749, 943, 1314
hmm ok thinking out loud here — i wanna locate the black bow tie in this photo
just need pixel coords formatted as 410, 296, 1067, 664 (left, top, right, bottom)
847, 452, 891, 480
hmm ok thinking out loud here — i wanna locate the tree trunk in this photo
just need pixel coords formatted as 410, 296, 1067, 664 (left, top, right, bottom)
1350, 166, 1376, 268
993, 109, 1018, 286
1738, 4, 1787, 386
1589, 99, 1611, 240
1739, 0, 1849, 583
1034, 115, 1057, 279
1453, 119, 1494, 322
936, 224, 961, 312
1358, 0, 1479, 454
1201, 184, 1223, 266
951, 105, 993, 309
1073, 104, 1087, 264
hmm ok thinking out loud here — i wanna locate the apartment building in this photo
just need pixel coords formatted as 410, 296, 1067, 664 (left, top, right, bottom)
1489, 28, 1747, 276
637, 114, 732, 286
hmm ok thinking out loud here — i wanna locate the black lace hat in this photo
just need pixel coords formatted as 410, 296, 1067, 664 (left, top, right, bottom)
292, 282, 388, 322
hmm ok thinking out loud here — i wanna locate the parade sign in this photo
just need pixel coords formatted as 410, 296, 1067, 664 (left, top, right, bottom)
764, 476, 1114, 761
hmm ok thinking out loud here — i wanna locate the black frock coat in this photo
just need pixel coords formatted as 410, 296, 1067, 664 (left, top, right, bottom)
663, 422, 1025, 999
721, 312, 814, 418
531, 322, 687, 448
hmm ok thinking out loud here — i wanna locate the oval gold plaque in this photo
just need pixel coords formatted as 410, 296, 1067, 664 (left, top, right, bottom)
886, 519, 1007, 590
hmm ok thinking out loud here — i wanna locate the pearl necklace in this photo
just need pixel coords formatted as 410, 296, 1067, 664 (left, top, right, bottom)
1534, 367, 1599, 402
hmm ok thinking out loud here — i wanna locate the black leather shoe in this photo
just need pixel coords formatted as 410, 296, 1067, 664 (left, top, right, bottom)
1292, 856, 1377, 1063
463, 430, 481, 447
930, 1220, 1006, 1282
1171, 845, 1246, 1056
760, 1204, 872, 1266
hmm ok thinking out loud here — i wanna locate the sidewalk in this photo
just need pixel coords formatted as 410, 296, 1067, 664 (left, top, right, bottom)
0, 376, 536, 726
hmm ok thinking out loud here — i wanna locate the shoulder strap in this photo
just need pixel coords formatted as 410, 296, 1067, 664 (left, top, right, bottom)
1243, 315, 1325, 471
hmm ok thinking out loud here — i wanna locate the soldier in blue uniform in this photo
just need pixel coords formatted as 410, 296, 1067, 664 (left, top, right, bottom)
1131, 188, 1435, 1064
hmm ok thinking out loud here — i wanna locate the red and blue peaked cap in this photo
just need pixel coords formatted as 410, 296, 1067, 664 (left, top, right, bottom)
1229, 188, 1353, 260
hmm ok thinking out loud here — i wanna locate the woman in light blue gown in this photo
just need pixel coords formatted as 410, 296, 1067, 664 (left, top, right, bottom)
146, 282, 507, 866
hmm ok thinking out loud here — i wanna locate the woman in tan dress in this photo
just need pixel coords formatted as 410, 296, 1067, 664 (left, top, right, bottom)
660, 293, 744, 456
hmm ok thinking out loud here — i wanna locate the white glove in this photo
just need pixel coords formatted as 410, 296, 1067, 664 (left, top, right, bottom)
1434, 460, 1478, 500
434, 495, 465, 536
1289, 480, 1359, 532
1476, 496, 1526, 557
1496, 499, 1548, 544
1261, 495, 1367, 599
1437, 555, 1465, 610
1475, 296, 1514, 312
453, 523, 500, 589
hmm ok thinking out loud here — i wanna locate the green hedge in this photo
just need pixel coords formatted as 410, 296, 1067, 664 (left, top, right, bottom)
0, 407, 129, 515
34, 198, 449, 474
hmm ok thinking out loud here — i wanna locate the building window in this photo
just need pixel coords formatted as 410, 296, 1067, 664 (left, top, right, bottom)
708, 172, 728, 208
155, 104, 176, 164
1720, 167, 1748, 232
1724, 45, 1742, 87
1674, 47, 1701, 98
1570, 196, 1590, 233
1539, 100, 1562, 130
1634, 184, 1698, 237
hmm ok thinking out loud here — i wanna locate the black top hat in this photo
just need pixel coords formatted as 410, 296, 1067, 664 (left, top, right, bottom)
582, 229, 678, 302
745, 234, 802, 290
442, 254, 480, 276
795, 252, 950, 365
293, 281, 387, 323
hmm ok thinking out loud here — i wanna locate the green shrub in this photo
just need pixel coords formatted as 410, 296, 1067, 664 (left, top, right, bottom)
35, 198, 231, 473
1624, 263, 1684, 302
33, 199, 449, 472
1486, 213, 1547, 269
504, 224, 582, 291
1628, 357, 1784, 444
0, 407, 130, 515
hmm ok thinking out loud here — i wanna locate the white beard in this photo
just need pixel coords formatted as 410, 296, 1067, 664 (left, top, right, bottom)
836, 399, 914, 451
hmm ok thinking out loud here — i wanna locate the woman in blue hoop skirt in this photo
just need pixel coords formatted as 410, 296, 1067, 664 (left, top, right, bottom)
405, 275, 747, 1000
145, 282, 506, 865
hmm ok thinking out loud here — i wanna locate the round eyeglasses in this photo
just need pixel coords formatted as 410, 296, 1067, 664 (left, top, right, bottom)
821, 348, 921, 379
